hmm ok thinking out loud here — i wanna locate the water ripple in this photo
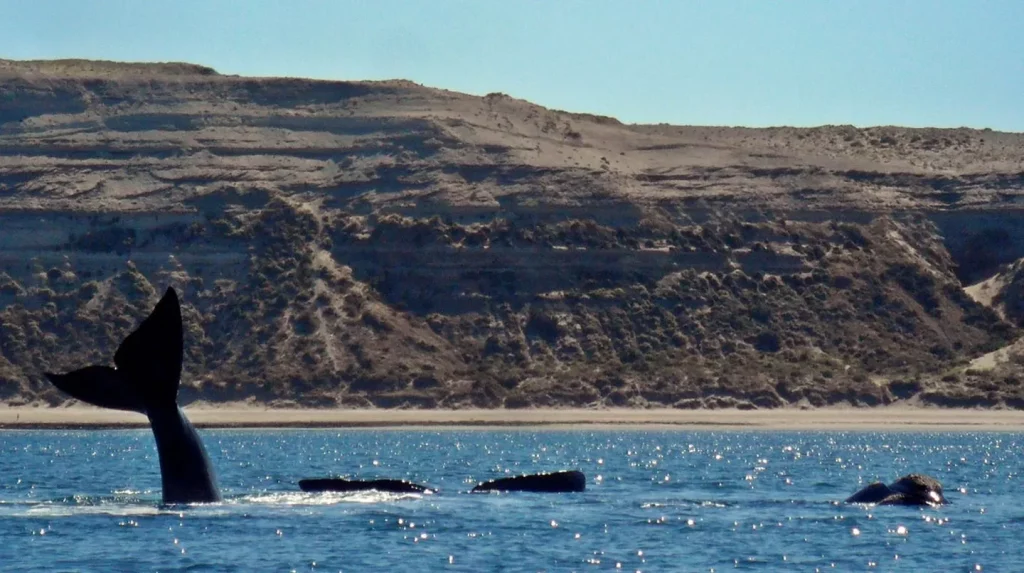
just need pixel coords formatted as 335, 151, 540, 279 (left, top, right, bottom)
0, 429, 1019, 571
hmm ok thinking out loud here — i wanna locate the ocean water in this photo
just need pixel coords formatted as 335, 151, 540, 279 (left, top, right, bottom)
0, 429, 1019, 572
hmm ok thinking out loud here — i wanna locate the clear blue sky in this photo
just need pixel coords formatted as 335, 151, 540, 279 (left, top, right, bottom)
2, 0, 1022, 131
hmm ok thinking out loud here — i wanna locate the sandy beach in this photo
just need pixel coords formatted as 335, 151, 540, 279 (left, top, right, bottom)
1, 405, 1023, 431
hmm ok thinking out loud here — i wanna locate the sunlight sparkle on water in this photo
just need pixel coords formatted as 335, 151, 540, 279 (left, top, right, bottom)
0, 429, 1020, 571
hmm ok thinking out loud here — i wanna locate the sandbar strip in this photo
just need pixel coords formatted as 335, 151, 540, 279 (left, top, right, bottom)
1, 406, 1023, 431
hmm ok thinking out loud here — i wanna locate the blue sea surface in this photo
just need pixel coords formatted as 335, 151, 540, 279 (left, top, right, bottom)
0, 428, 1020, 572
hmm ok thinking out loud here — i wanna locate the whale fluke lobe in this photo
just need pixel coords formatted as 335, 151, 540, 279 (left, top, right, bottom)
471, 470, 586, 493
845, 473, 947, 506
44, 366, 145, 413
43, 287, 220, 504
299, 478, 434, 494
113, 287, 184, 406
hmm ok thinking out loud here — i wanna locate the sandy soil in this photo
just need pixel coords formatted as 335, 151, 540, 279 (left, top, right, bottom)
1, 405, 1022, 431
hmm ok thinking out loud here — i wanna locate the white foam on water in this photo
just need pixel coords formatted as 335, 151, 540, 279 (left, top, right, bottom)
238, 490, 424, 506
21, 502, 165, 518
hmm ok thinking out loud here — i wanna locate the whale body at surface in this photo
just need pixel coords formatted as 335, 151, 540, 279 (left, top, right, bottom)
44, 287, 221, 504
298, 477, 434, 494
471, 470, 586, 493
845, 474, 947, 506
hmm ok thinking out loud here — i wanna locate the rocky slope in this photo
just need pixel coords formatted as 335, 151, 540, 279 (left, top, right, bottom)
1, 58, 1023, 408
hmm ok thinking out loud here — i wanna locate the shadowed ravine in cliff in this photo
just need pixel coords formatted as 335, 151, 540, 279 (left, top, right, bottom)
2, 58, 1024, 409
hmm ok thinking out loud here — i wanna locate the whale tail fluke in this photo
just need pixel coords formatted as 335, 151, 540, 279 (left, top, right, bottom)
43, 286, 220, 504
45, 287, 184, 411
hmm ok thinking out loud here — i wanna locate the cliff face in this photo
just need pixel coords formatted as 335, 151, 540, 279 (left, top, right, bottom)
1, 59, 1023, 408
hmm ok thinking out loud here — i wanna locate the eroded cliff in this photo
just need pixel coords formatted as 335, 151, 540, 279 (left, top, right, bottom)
2, 59, 1023, 408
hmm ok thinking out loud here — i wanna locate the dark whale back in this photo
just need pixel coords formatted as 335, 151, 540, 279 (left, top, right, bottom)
471, 470, 586, 493
845, 473, 947, 506
44, 287, 220, 504
299, 478, 433, 494
844, 482, 892, 504
888, 473, 946, 505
